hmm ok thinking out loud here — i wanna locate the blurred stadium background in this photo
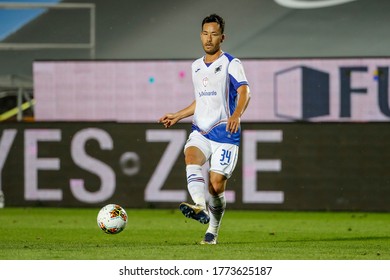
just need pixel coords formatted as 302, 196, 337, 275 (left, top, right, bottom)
1, 0, 390, 212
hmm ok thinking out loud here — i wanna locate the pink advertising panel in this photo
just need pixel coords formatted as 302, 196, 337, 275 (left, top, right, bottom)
33, 58, 390, 122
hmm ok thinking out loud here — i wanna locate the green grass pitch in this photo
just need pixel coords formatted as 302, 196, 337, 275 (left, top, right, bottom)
0, 208, 389, 260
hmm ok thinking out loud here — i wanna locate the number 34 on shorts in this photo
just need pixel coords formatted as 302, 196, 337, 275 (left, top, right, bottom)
210, 143, 238, 178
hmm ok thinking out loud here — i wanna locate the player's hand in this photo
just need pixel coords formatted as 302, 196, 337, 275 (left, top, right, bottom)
226, 114, 241, 133
158, 113, 178, 128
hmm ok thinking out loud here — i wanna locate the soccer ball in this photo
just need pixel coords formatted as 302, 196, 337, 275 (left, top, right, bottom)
97, 204, 128, 234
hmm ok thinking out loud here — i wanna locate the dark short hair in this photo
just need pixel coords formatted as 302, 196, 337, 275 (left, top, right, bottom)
201, 14, 225, 34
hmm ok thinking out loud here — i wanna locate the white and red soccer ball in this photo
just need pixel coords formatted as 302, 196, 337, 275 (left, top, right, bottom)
97, 204, 128, 234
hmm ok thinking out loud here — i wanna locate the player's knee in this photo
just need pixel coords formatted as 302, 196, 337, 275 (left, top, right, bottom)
184, 147, 205, 165
185, 154, 201, 165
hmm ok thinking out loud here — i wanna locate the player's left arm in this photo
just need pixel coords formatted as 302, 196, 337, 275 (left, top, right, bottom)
226, 84, 251, 133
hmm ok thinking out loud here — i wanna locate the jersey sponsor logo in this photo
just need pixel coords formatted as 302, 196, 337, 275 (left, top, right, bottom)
198, 90, 217, 97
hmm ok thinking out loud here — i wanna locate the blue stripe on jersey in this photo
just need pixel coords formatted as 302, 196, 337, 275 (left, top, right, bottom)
192, 123, 240, 145
228, 79, 237, 116
229, 75, 249, 116
224, 52, 235, 62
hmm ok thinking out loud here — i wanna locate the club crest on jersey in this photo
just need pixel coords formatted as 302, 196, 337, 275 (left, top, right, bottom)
215, 65, 222, 74
202, 77, 208, 87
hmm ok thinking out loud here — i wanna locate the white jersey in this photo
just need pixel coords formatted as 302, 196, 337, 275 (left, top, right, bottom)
191, 52, 249, 145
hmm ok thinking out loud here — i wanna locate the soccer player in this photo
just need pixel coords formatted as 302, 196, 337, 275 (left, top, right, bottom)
159, 14, 251, 244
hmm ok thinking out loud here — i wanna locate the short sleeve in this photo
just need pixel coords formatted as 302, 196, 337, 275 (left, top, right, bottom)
228, 58, 249, 90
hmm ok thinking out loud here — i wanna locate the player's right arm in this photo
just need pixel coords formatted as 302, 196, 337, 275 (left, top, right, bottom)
159, 100, 196, 128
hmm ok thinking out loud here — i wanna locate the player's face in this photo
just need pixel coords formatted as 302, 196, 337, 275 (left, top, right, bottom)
200, 22, 224, 55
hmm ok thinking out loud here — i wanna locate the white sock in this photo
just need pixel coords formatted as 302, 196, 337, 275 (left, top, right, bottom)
186, 164, 206, 209
207, 192, 226, 236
